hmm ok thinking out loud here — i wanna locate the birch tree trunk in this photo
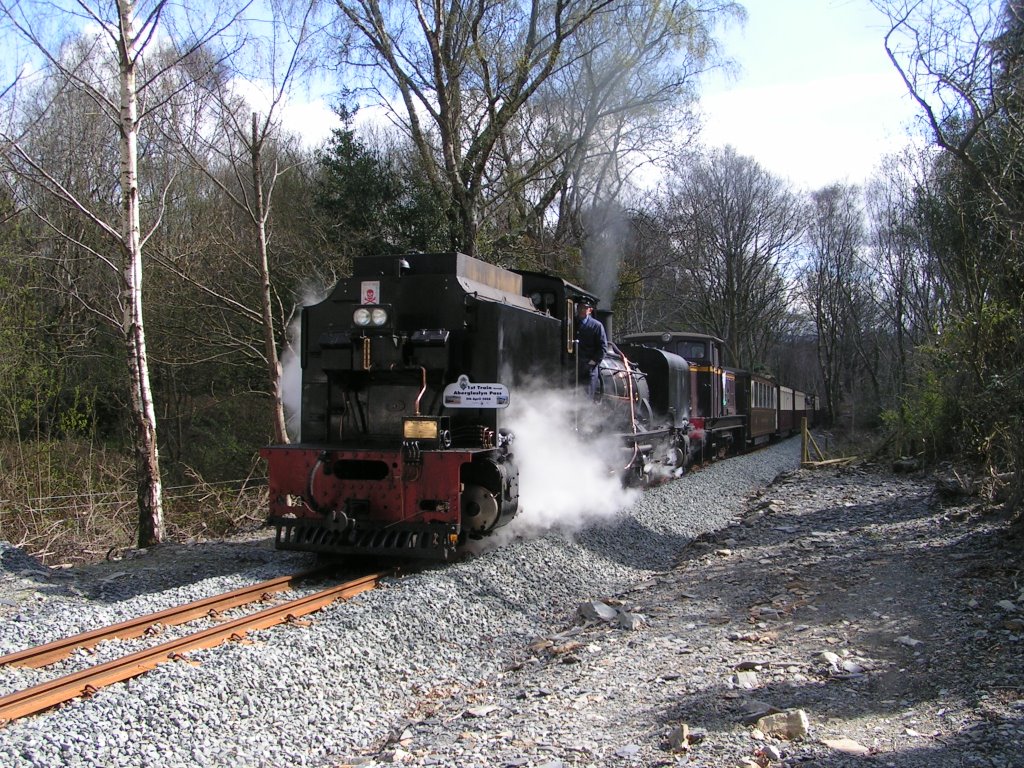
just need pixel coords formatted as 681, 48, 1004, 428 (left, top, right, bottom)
251, 112, 289, 444
118, 0, 164, 546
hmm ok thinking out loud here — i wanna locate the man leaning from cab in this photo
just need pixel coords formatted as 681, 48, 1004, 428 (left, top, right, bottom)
575, 297, 607, 398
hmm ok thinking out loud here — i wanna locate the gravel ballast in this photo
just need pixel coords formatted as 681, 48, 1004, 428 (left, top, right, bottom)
0, 440, 800, 767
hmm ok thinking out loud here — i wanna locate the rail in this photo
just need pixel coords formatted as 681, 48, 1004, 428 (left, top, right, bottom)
0, 571, 386, 724
0, 568, 330, 669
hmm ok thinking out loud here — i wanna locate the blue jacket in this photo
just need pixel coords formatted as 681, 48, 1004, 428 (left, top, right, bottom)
577, 314, 608, 367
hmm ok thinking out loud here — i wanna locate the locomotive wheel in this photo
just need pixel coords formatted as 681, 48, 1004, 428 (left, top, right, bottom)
664, 446, 686, 470
461, 484, 501, 536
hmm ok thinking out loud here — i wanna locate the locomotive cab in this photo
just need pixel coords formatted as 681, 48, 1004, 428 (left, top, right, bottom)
620, 331, 746, 460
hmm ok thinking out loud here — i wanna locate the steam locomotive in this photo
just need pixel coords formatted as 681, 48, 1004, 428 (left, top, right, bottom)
260, 252, 810, 560
621, 331, 814, 461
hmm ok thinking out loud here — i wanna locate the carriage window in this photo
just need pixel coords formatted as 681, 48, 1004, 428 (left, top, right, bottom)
753, 381, 775, 409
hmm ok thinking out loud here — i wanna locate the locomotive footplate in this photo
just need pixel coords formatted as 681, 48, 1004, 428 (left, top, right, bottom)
271, 516, 461, 560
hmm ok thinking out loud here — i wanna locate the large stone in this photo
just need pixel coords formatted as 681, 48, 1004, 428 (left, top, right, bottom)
819, 651, 841, 668
761, 744, 783, 761
996, 599, 1020, 614
577, 600, 618, 621
463, 704, 499, 718
755, 709, 810, 740
821, 737, 871, 756
734, 670, 759, 689
739, 698, 782, 724
666, 723, 690, 752
895, 635, 923, 648
617, 611, 646, 630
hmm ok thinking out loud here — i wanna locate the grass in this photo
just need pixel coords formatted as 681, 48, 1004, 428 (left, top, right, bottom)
0, 439, 268, 566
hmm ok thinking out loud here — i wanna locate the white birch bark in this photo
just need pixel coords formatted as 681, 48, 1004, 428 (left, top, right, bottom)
118, 0, 164, 546
251, 112, 289, 444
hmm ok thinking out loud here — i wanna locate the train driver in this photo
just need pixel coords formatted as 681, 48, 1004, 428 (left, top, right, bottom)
576, 297, 608, 398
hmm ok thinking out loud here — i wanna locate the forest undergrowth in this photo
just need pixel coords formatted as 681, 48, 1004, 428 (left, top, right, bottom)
0, 440, 266, 566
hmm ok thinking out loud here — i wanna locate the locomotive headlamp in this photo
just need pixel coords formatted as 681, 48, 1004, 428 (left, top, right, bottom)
353, 305, 391, 328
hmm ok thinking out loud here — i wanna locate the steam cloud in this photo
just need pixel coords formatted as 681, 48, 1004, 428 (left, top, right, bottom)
466, 386, 640, 554
280, 286, 332, 442
279, 320, 303, 442
582, 201, 630, 310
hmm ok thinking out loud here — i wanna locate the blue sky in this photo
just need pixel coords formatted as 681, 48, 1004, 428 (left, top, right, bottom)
278, 1, 924, 191
698, 0, 922, 190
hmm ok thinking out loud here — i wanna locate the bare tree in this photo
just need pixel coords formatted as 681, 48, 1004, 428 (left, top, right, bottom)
865, 148, 949, 397
801, 184, 870, 426
332, 0, 738, 258
162, 1, 327, 445
875, 0, 1024, 223
0, 0, 244, 547
659, 146, 803, 369
502, 1, 740, 246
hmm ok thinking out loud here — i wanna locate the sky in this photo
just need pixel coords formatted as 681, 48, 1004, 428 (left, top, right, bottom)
277, 1, 924, 192
699, 0, 922, 190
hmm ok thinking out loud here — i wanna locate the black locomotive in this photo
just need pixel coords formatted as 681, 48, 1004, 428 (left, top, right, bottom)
260, 252, 811, 560
261, 252, 690, 560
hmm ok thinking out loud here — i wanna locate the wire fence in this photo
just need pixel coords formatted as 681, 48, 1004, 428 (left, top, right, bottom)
0, 477, 269, 515
0, 476, 273, 565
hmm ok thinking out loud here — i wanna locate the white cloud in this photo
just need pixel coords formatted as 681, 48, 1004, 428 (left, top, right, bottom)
695, 0, 924, 189
279, 98, 342, 147
226, 77, 342, 148
700, 71, 918, 189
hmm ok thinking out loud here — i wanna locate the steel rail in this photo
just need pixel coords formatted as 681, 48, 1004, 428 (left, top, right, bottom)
0, 568, 329, 669
0, 572, 385, 724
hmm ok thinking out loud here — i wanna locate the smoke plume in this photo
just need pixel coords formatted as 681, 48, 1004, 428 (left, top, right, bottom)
465, 386, 640, 554
280, 286, 332, 442
582, 201, 631, 310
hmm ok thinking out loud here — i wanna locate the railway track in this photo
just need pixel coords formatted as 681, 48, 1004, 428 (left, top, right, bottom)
0, 570, 387, 724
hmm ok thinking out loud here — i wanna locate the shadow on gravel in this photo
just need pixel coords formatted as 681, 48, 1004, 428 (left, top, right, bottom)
1, 537, 320, 604
575, 514, 695, 572
653, 476, 1024, 765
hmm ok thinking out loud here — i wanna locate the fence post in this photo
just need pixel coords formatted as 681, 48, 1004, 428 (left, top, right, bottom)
801, 417, 808, 465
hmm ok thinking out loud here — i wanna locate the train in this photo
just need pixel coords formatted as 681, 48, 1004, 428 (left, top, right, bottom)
260, 252, 813, 560
620, 331, 815, 461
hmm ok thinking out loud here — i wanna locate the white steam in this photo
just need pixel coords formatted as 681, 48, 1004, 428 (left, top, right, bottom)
279, 320, 303, 443
466, 386, 639, 554
280, 286, 332, 443
582, 201, 630, 310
